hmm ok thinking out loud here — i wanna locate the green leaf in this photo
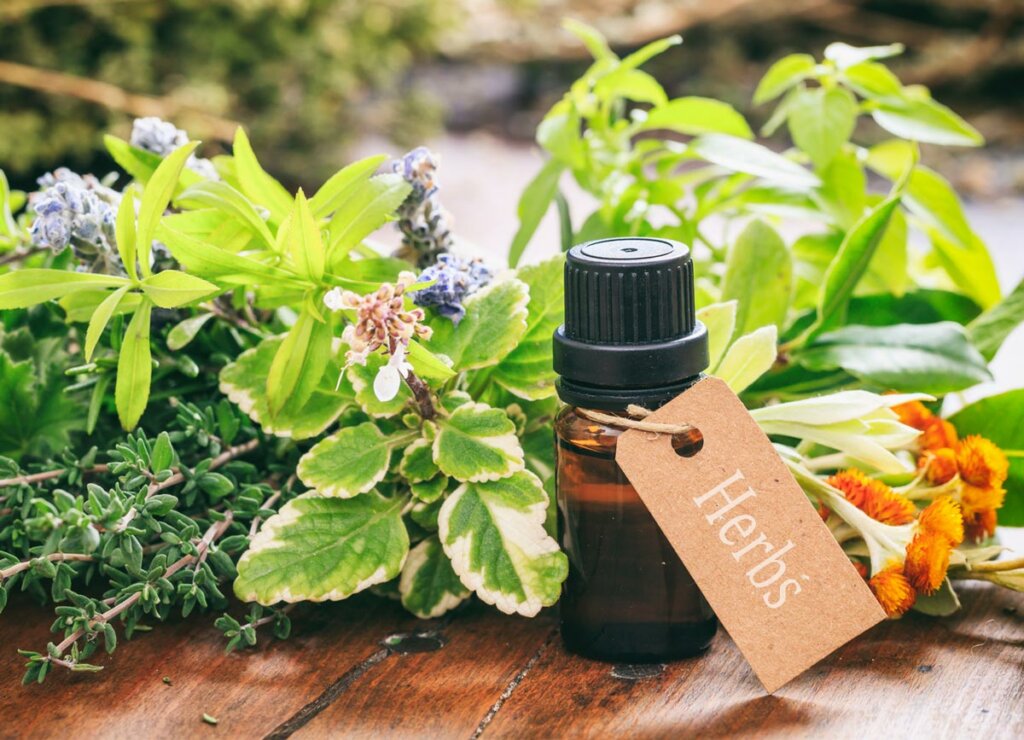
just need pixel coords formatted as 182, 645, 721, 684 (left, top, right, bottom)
309, 155, 388, 218
690, 134, 819, 189
405, 340, 455, 382
84, 285, 131, 361
176, 180, 276, 249
438, 470, 567, 616
60, 289, 143, 323
266, 309, 333, 416
114, 190, 138, 282
0, 269, 129, 309
563, 19, 614, 61
285, 190, 325, 280
434, 402, 525, 482
949, 390, 1024, 526
492, 257, 564, 400
347, 353, 412, 417
427, 279, 529, 371
620, 33, 681, 70
104, 135, 203, 188
721, 220, 791, 337
787, 87, 858, 170
595, 69, 667, 106
810, 194, 901, 338
298, 422, 407, 498
157, 224, 296, 286
817, 149, 867, 230
220, 336, 352, 439
798, 322, 991, 394
140, 270, 219, 308
326, 173, 410, 260
166, 312, 215, 351
928, 229, 1001, 311
754, 53, 817, 104
115, 299, 153, 430
968, 278, 1024, 361
642, 97, 752, 139
696, 301, 737, 373
399, 536, 470, 619
235, 492, 408, 605
872, 97, 983, 147
232, 128, 293, 224
825, 42, 904, 70
537, 106, 585, 168
841, 62, 902, 98
400, 438, 440, 483
508, 159, 564, 268
411, 476, 448, 504
713, 325, 778, 394
137, 141, 199, 275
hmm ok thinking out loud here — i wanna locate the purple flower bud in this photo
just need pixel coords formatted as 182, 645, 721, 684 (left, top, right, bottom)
412, 254, 493, 323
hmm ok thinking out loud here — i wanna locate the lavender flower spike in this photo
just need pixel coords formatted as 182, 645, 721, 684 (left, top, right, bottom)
391, 147, 453, 267
130, 117, 219, 180
412, 253, 493, 324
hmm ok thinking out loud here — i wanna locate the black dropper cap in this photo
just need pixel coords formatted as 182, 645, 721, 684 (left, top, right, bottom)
553, 237, 708, 410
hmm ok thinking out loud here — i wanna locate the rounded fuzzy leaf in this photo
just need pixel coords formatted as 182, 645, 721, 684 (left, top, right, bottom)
235, 492, 408, 605
400, 438, 440, 483
427, 279, 529, 371
438, 471, 567, 617
219, 336, 351, 439
433, 402, 525, 483
298, 422, 405, 498
399, 536, 470, 619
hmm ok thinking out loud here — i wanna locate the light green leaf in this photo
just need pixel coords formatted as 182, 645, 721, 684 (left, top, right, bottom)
817, 149, 867, 230
950, 390, 1024, 526
642, 97, 752, 139
928, 229, 1000, 311
537, 105, 586, 168
309, 155, 388, 218
438, 470, 567, 617
721, 220, 791, 337
595, 69, 667, 106
298, 422, 408, 498
326, 173, 410, 259
266, 309, 334, 416
690, 134, 819, 189
872, 97, 983, 147
137, 141, 199, 275
114, 189, 138, 282
713, 325, 778, 394
157, 224, 296, 285
508, 159, 564, 268
825, 42, 904, 70
400, 438, 440, 483
620, 33, 681, 70
347, 353, 412, 417
176, 180, 276, 248
411, 476, 449, 504
84, 285, 131, 361
235, 492, 408, 605
754, 53, 817, 104
220, 336, 351, 439
798, 322, 991, 394
696, 300, 737, 373
140, 270, 220, 308
427, 279, 529, 371
60, 289, 143, 323
115, 299, 153, 430
968, 277, 1024, 360
787, 87, 858, 170
405, 340, 455, 382
563, 19, 614, 61
434, 402, 525, 482
399, 535, 470, 619
492, 256, 564, 400
104, 135, 203, 189
232, 127, 293, 224
167, 312, 215, 351
285, 190, 325, 280
0, 269, 129, 310
842, 62, 902, 98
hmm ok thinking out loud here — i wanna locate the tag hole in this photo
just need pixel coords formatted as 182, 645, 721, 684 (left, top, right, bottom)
671, 428, 703, 458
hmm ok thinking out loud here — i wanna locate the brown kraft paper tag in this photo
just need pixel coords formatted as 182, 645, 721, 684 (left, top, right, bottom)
615, 376, 885, 693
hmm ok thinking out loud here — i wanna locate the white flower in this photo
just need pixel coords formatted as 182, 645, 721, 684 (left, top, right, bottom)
373, 345, 413, 402
324, 287, 345, 311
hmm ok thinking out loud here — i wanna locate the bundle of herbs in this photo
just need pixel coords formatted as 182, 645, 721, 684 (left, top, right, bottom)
1, 23, 1022, 684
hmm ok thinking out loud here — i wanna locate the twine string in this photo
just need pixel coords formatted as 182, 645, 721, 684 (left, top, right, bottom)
576, 405, 695, 436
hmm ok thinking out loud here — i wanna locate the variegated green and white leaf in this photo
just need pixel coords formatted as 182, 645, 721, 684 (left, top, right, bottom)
409, 497, 443, 531
348, 353, 412, 418
433, 402, 524, 482
298, 422, 413, 498
219, 336, 351, 439
400, 438, 440, 483
399, 536, 470, 619
235, 492, 408, 605
410, 475, 448, 503
427, 279, 529, 371
439, 471, 567, 617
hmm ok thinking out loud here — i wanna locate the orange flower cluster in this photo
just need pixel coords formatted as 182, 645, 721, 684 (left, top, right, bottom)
828, 469, 916, 525
895, 400, 1009, 542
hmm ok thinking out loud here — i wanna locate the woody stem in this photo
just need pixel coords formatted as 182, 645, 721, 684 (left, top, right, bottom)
404, 371, 437, 421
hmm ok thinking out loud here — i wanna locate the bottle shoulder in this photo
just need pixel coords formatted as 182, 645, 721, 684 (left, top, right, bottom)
555, 406, 624, 454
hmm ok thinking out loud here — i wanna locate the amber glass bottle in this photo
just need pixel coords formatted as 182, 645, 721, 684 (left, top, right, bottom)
552, 237, 717, 663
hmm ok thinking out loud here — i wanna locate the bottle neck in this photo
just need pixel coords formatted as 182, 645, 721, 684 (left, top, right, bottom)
557, 372, 705, 412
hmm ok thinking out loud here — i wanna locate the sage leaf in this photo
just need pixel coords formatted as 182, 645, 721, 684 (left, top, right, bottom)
754, 53, 816, 105
713, 325, 778, 394
439, 471, 566, 616
798, 322, 992, 394
115, 299, 153, 430
786, 87, 857, 170
427, 279, 529, 372
690, 134, 819, 189
642, 97, 752, 139
508, 158, 564, 268
872, 97, 983, 147
235, 492, 409, 605
721, 220, 791, 337
141, 270, 219, 308
399, 536, 470, 619
433, 402, 525, 483
298, 422, 407, 498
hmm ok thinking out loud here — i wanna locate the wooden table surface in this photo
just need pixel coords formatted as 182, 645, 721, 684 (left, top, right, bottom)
3, 547, 1023, 739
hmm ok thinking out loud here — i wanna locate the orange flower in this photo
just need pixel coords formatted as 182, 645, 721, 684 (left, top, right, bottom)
918, 448, 958, 485
869, 563, 916, 617
893, 400, 933, 430
827, 469, 917, 525
903, 498, 963, 595
964, 509, 998, 542
961, 483, 1005, 519
920, 418, 957, 451
956, 435, 1009, 490
917, 496, 964, 546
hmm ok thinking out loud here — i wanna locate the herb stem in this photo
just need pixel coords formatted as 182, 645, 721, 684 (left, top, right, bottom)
403, 371, 437, 420
0, 464, 110, 489
1, 552, 96, 581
